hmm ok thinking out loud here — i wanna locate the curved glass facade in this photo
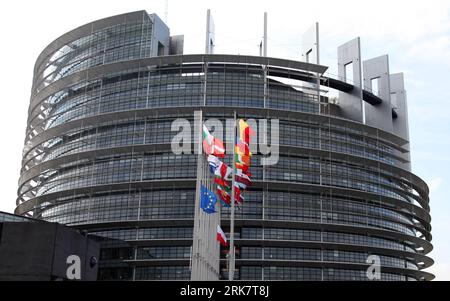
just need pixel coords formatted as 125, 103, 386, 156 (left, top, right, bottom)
17, 11, 433, 281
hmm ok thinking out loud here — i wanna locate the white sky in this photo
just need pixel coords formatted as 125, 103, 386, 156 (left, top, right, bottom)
0, 0, 449, 280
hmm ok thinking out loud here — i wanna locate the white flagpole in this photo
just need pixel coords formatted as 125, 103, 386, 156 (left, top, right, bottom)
191, 110, 203, 280
228, 111, 237, 281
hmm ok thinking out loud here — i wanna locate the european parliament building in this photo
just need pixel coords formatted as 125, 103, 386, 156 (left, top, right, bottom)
16, 10, 434, 280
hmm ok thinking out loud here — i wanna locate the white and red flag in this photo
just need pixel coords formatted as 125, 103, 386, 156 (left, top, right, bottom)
216, 225, 228, 247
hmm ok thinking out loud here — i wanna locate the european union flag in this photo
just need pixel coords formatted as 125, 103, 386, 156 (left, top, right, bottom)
200, 185, 217, 214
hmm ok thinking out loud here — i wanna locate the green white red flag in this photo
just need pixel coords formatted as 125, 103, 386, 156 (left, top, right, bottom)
217, 225, 228, 247
203, 125, 225, 158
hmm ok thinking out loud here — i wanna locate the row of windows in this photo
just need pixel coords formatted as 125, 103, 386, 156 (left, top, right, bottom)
34, 154, 197, 196
34, 68, 313, 124
38, 86, 317, 131
28, 68, 322, 140
240, 266, 409, 281
35, 21, 153, 93
100, 247, 134, 261
134, 266, 190, 280
241, 247, 321, 261
26, 118, 399, 171
0, 213, 33, 222
238, 247, 416, 269
87, 227, 420, 274
91, 227, 193, 241
97, 265, 416, 281
41, 190, 196, 224
34, 155, 401, 197
90, 227, 414, 255
241, 228, 414, 252
322, 231, 415, 253
97, 246, 418, 272
26, 98, 402, 169
29, 153, 420, 212
136, 246, 191, 259
43, 205, 415, 236
40, 23, 145, 71
98, 267, 133, 281
37, 186, 416, 237
90, 226, 416, 257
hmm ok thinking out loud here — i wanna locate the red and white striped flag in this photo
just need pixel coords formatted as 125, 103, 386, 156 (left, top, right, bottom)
216, 225, 228, 247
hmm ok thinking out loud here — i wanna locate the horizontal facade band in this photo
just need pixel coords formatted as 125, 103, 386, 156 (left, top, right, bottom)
16, 180, 432, 243
22, 106, 416, 179
120, 258, 433, 280
29, 54, 327, 113
18, 143, 430, 214
67, 217, 432, 254
33, 10, 150, 76
105, 238, 433, 269
16, 176, 432, 238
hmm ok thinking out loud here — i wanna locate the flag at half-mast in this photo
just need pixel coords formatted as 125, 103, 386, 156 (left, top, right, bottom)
206, 154, 234, 207
217, 225, 228, 247
203, 125, 225, 158
200, 185, 218, 214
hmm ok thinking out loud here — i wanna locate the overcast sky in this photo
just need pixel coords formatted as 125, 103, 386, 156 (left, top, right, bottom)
0, 0, 449, 280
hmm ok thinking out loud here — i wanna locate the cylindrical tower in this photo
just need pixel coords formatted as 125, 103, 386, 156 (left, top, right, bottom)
17, 11, 433, 281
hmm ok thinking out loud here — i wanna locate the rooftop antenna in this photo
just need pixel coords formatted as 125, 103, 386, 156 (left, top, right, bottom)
260, 12, 268, 56
164, 0, 169, 24
205, 9, 215, 54
263, 12, 268, 57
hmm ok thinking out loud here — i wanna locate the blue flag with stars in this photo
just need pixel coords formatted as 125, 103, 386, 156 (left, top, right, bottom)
200, 185, 217, 214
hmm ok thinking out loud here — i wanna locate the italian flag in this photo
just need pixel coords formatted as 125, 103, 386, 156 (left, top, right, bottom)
217, 225, 228, 247
203, 125, 225, 158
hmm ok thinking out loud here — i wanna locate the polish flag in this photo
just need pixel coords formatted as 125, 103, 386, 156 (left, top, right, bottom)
216, 225, 228, 247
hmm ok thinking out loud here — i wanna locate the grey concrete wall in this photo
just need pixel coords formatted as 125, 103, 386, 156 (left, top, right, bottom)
301, 22, 319, 64
170, 35, 184, 55
53, 225, 100, 280
0, 222, 99, 281
391, 73, 411, 171
301, 23, 320, 96
150, 13, 171, 56
0, 222, 56, 280
337, 37, 363, 122
363, 55, 394, 133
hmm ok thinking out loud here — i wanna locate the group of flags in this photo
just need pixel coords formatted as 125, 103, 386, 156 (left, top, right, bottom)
199, 119, 255, 247
200, 185, 228, 246
234, 119, 255, 202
